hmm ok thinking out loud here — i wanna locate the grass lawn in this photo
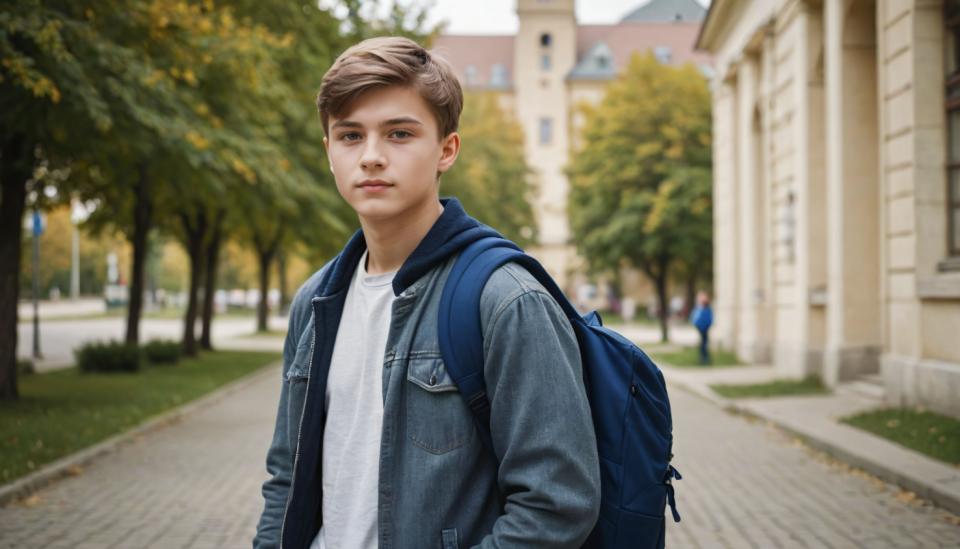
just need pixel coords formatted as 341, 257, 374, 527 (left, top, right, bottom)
710, 376, 829, 399
651, 346, 741, 368
594, 310, 659, 327
842, 408, 960, 465
0, 350, 280, 485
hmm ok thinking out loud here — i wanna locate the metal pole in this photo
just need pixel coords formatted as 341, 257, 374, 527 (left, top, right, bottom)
32, 209, 42, 359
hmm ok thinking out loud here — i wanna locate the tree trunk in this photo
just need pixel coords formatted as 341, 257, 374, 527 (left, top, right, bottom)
200, 210, 224, 350
182, 210, 207, 357
684, 271, 698, 321
254, 226, 283, 333
277, 249, 289, 316
655, 273, 670, 343
0, 134, 31, 400
256, 250, 273, 333
644, 255, 671, 344
125, 164, 152, 346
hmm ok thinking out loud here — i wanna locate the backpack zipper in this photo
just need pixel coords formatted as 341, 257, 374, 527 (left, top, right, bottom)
279, 311, 318, 548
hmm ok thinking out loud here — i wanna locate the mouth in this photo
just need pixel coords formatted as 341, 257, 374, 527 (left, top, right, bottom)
357, 179, 393, 192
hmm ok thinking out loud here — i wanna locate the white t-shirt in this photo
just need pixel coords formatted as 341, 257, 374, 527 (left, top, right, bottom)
312, 251, 396, 549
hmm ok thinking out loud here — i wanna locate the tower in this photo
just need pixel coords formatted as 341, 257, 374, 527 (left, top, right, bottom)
514, 0, 577, 290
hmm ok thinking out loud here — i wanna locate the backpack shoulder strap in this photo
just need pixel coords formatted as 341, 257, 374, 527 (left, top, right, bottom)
439, 237, 520, 459
438, 237, 583, 459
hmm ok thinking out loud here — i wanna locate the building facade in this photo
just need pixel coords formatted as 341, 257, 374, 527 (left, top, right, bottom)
698, 0, 960, 416
433, 0, 711, 294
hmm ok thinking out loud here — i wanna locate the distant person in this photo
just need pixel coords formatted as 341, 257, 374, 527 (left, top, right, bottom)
690, 291, 713, 365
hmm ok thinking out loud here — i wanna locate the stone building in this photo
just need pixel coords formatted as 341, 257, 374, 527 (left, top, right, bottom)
432, 0, 711, 294
697, 0, 960, 416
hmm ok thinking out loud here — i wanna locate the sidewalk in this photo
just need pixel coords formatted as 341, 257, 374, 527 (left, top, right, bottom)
660, 362, 960, 517
0, 364, 282, 548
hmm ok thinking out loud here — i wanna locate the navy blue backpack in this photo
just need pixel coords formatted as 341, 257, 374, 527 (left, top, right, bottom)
438, 237, 681, 549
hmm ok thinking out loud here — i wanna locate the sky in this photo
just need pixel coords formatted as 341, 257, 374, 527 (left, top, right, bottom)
422, 0, 711, 35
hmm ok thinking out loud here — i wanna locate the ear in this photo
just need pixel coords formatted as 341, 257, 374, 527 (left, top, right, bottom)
323, 136, 333, 172
436, 132, 460, 174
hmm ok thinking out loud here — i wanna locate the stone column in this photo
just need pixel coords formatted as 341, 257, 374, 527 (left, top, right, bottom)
735, 56, 764, 362
713, 80, 740, 351
823, 0, 882, 386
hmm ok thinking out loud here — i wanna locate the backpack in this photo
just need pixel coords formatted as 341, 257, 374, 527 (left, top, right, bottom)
438, 237, 681, 549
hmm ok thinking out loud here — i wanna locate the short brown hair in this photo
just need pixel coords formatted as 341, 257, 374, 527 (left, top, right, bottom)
317, 36, 463, 138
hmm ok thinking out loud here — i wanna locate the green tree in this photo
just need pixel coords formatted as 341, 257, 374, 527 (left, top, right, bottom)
443, 92, 536, 247
567, 53, 712, 342
1, 0, 127, 398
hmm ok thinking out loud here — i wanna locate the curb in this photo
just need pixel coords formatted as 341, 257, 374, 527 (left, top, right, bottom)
0, 361, 281, 507
664, 371, 960, 517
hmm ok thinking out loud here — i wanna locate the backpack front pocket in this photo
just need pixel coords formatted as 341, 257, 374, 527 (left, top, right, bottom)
405, 357, 475, 455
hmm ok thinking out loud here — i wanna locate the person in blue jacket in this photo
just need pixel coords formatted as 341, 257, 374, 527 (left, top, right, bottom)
689, 291, 714, 365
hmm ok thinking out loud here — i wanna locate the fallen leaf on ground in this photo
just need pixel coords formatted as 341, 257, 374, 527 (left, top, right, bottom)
21, 494, 42, 507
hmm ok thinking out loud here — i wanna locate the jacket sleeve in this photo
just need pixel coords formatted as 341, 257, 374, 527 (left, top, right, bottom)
253, 286, 312, 549
474, 287, 601, 548
252, 317, 298, 548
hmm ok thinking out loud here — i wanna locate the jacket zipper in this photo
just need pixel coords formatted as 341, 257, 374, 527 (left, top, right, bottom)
279, 310, 318, 548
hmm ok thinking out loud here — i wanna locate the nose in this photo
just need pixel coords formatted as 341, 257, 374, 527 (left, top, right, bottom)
359, 137, 386, 171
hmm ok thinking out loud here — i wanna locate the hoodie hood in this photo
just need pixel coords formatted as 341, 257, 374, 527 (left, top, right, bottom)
317, 197, 503, 297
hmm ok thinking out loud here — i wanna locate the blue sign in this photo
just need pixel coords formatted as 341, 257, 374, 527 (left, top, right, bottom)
32, 211, 44, 237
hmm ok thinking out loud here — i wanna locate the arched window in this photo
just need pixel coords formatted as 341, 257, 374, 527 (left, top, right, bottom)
540, 32, 552, 47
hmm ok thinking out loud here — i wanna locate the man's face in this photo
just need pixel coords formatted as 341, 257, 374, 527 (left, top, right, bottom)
323, 85, 459, 223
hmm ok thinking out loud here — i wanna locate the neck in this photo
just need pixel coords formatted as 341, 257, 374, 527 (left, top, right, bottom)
360, 199, 444, 275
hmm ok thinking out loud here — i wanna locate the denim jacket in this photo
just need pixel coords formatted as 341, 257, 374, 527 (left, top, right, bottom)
254, 199, 600, 549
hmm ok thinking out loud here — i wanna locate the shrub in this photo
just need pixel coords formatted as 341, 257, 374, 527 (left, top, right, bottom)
142, 339, 182, 365
75, 341, 141, 373
17, 359, 35, 376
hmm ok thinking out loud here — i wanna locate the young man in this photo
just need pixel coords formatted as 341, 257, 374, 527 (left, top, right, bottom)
254, 37, 600, 549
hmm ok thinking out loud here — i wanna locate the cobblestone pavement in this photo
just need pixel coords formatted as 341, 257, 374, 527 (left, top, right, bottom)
2, 364, 960, 548
0, 367, 280, 548
665, 388, 960, 548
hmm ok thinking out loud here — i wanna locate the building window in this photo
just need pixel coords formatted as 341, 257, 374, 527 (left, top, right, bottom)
654, 46, 672, 64
465, 65, 477, 85
540, 32, 552, 47
490, 63, 508, 87
541, 53, 552, 71
947, 2, 960, 256
539, 117, 553, 145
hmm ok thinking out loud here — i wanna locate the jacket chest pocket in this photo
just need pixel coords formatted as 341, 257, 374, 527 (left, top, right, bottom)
283, 324, 314, 450
405, 357, 475, 455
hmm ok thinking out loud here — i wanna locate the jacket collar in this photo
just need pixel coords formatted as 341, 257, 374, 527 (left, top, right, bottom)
316, 197, 503, 298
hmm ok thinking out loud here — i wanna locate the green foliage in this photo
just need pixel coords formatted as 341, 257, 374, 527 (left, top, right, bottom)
443, 92, 536, 247
0, 350, 279, 483
842, 408, 960, 465
142, 339, 181, 365
567, 53, 712, 278
710, 376, 829, 399
75, 340, 141, 373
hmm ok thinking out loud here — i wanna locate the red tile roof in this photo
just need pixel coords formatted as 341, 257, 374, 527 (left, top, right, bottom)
432, 21, 711, 89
